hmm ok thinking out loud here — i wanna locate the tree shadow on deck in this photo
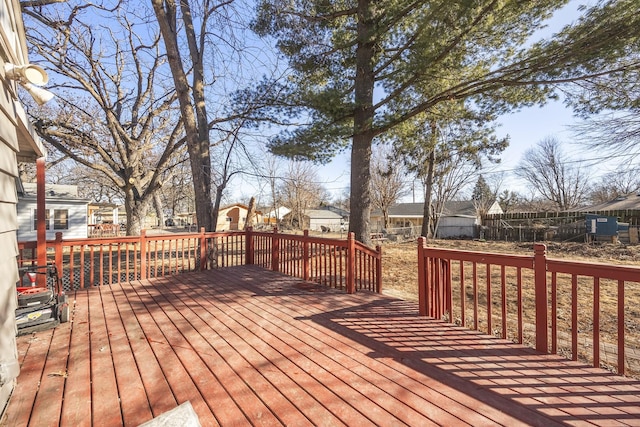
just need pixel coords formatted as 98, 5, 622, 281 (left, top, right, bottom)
303, 297, 640, 426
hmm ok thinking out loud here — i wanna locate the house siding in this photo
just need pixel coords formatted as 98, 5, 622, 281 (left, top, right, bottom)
0, 0, 45, 417
17, 199, 88, 241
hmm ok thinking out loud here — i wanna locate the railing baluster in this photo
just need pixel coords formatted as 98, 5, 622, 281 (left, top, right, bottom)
572, 274, 578, 361
551, 272, 557, 353
618, 279, 625, 375
501, 264, 507, 340
594, 277, 600, 369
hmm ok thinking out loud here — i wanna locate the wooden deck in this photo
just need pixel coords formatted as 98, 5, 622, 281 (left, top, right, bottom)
4, 265, 640, 426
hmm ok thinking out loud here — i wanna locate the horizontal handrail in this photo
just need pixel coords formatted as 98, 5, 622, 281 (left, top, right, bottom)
18, 227, 382, 295
418, 237, 640, 376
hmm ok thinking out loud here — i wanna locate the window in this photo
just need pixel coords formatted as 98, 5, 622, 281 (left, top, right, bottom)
33, 209, 69, 230
54, 209, 69, 230
33, 209, 50, 230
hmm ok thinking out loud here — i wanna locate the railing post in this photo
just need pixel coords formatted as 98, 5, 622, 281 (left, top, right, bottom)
346, 232, 355, 294
417, 237, 427, 316
375, 245, 382, 293
271, 227, 280, 272
140, 229, 147, 280
534, 243, 548, 353
199, 227, 207, 271
303, 230, 310, 281
54, 232, 63, 285
245, 227, 254, 265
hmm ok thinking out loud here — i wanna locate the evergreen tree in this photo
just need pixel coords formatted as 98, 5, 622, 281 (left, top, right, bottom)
247, 0, 640, 244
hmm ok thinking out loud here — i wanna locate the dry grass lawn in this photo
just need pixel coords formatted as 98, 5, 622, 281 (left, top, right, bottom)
380, 239, 640, 376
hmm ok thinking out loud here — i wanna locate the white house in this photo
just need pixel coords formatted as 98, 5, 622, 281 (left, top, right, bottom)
371, 200, 503, 238
17, 183, 90, 241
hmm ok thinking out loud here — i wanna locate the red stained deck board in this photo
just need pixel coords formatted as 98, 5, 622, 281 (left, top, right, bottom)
109, 282, 177, 419
164, 274, 352, 426
117, 280, 222, 427
28, 322, 72, 427
5, 329, 54, 427
175, 275, 444, 426
87, 283, 122, 427
134, 277, 295, 426
212, 272, 517, 426
60, 291, 91, 427
99, 285, 153, 426
6, 265, 640, 426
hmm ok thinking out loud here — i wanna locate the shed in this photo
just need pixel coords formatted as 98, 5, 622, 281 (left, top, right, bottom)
17, 183, 90, 241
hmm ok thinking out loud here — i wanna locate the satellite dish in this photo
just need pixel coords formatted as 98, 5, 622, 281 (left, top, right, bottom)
4, 63, 49, 86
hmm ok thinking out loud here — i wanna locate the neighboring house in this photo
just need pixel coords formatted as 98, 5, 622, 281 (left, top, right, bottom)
0, 0, 49, 416
322, 205, 350, 223
582, 193, 640, 211
216, 203, 263, 231
263, 206, 291, 225
287, 209, 344, 232
17, 183, 90, 241
371, 201, 503, 238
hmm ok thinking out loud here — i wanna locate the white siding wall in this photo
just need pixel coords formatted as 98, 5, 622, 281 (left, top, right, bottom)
436, 216, 479, 239
308, 217, 342, 232
16, 200, 88, 241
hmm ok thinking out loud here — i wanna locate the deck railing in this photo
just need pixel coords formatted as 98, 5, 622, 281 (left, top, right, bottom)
418, 237, 640, 376
18, 228, 382, 294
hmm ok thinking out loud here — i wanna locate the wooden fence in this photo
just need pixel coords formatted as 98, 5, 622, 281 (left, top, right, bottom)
483, 209, 640, 243
418, 237, 640, 376
18, 228, 382, 294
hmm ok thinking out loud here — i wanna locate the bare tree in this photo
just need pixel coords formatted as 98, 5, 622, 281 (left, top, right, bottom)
278, 161, 327, 229
588, 167, 640, 204
370, 145, 408, 229
151, 0, 272, 231
516, 137, 589, 210
24, 3, 185, 235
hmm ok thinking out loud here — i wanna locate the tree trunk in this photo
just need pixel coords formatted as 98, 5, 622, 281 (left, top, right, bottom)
154, 191, 164, 228
421, 127, 437, 239
245, 196, 256, 230
151, 0, 214, 232
123, 188, 152, 236
349, 0, 375, 246
212, 185, 224, 232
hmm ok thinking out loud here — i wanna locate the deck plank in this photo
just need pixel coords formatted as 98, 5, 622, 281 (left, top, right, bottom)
118, 280, 222, 426
5, 329, 54, 427
87, 283, 122, 426
100, 284, 153, 426
135, 277, 289, 426
5, 265, 640, 426
60, 291, 91, 427
28, 321, 71, 427
110, 282, 177, 419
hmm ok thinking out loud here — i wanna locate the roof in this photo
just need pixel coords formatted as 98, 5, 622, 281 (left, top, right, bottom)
304, 209, 344, 220
583, 194, 640, 211
19, 182, 89, 203
372, 201, 479, 218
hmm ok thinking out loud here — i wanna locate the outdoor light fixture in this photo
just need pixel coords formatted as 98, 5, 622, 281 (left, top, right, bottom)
4, 63, 54, 105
